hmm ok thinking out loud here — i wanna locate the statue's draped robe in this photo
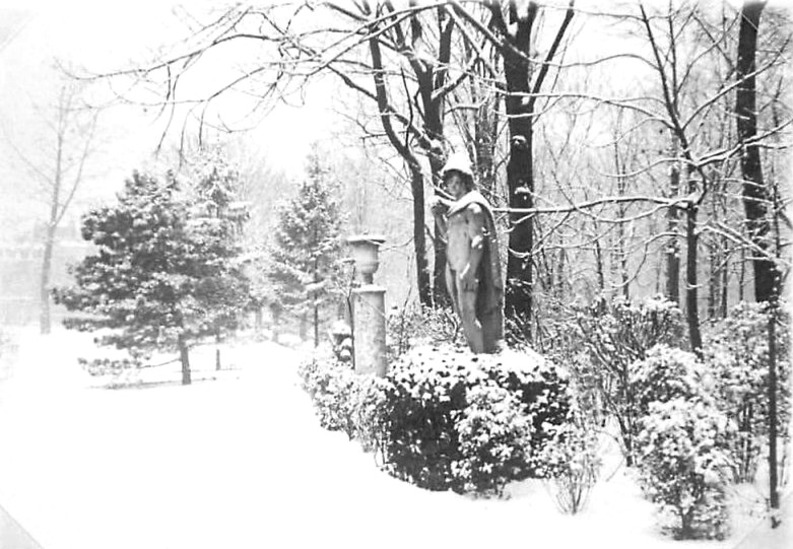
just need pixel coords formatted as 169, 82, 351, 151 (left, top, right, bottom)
447, 190, 504, 350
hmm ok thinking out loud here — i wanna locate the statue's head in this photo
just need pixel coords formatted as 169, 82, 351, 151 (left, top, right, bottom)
441, 153, 474, 198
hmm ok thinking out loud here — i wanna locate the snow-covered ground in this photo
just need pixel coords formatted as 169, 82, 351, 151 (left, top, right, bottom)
0, 327, 789, 549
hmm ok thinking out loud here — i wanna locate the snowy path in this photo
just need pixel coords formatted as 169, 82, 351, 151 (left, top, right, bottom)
0, 329, 788, 549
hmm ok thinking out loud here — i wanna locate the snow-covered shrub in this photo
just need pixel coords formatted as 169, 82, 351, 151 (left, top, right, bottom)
379, 346, 469, 490
575, 296, 686, 465
632, 344, 707, 418
298, 348, 391, 454
537, 417, 602, 514
637, 398, 735, 540
297, 350, 357, 435
703, 301, 790, 483
453, 383, 533, 495
380, 344, 570, 494
299, 344, 571, 496
79, 356, 144, 377
348, 374, 390, 455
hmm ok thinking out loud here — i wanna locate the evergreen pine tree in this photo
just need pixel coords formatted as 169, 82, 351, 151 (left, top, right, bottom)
267, 153, 344, 346
54, 169, 250, 385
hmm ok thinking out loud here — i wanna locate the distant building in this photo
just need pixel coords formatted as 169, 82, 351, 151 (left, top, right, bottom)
0, 219, 92, 325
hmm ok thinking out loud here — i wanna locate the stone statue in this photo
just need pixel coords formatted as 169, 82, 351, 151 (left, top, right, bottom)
431, 153, 504, 354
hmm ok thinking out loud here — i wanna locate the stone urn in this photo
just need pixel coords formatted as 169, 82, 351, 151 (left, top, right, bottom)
346, 234, 386, 283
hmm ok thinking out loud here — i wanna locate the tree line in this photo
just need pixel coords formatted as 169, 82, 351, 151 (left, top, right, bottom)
54, 147, 346, 385
82, 0, 790, 351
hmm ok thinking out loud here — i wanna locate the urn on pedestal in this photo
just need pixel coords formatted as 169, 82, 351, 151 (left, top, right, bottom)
346, 235, 387, 377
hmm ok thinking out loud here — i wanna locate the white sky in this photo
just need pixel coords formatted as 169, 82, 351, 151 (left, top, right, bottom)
1, 0, 791, 230
0, 0, 339, 188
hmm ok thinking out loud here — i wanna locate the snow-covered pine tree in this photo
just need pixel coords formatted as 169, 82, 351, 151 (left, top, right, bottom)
267, 152, 345, 347
54, 169, 250, 385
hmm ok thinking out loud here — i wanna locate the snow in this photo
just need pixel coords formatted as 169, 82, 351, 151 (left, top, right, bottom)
0, 327, 789, 549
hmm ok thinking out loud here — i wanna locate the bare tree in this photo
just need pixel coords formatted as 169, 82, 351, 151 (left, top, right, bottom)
2, 82, 99, 334
735, 0, 791, 525
736, 1, 778, 304
452, 0, 576, 336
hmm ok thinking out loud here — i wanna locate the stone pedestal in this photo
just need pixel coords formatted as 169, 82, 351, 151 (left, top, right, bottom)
351, 285, 386, 376
346, 234, 387, 377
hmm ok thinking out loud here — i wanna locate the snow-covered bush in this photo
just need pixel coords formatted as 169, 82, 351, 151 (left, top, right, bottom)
453, 383, 533, 495
703, 301, 790, 482
298, 348, 389, 454
379, 346, 470, 490
637, 398, 735, 540
299, 344, 571, 496
79, 356, 144, 377
537, 417, 602, 514
575, 296, 686, 465
632, 344, 707, 418
297, 350, 357, 435
380, 345, 571, 494
348, 374, 390, 455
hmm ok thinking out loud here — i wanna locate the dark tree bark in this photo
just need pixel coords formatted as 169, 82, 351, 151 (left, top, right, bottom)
409, 161, 432, 307
501, 2, 536, 329
422, 7, 454, 307
665, 142, 681, 305
594, 227, 606, 295
685, 193, 703, 352
485, 1, 576, 335
736, 1, 777, 303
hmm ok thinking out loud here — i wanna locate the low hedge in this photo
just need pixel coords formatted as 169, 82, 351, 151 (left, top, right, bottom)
298, 344, 571, 496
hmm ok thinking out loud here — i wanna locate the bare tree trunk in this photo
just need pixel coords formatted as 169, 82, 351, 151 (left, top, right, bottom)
735, 3, 782, 521
594, 224, 606, 295
766, 179, 783, 526
768, 294, 780, 525
428, 142, 448, 309
736, 0, 776, 303
720, 260, 729, 317
666, 141, 681, 305
178, 333, 192, 386
486, 1, 575, 337
685, 173, 703, 354
557, 247, 566, 300
40, 95, 65, 335
313, 256, 320, 348
427, 8, 454, 309
39, 223, 56, 334
614, 149, 629, 300
314, 299, 319, 348
409, 161, 432, 306
501, 3, 536, 332
707, 239, 717, 319
366, 30, 433, 307
739, 246, 746, 301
